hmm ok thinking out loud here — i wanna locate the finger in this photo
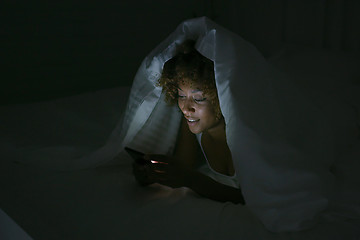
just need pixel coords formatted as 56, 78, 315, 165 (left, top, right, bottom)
147, 162, 169, 173
147, 163, 169, 174
146, 165, 164, 175
147, 169, 167, 182
148, 173, 174, 187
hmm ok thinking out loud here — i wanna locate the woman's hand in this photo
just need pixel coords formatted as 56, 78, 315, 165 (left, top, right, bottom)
132, 160, 154, 187
132, 154, 245, 204
145, 154, 196, 189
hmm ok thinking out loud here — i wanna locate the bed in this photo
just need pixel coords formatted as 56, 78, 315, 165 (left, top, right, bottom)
1, 2, 360, 240
1, 43, 360, 239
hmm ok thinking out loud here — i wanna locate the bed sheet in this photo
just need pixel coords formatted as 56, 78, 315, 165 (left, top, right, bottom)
1, 160, 359, 240
0, 87, 359, 239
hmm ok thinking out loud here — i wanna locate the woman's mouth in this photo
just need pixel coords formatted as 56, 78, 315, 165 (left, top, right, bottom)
186, 118, 200, 126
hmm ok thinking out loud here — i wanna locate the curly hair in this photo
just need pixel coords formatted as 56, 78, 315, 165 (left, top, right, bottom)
157, 40, 221, 118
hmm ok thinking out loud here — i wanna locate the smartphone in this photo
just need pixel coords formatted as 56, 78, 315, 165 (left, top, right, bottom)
125, 147, 149, 164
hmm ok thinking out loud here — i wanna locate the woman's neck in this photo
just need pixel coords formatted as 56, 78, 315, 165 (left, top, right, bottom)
203, 117, 226, 141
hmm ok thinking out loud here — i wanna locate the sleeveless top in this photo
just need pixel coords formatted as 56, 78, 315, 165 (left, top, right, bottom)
196, 133, 239, 188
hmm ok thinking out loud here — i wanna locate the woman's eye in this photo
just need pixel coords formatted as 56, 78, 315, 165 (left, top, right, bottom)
178, 95, 186, 99
194, 98, 206, 102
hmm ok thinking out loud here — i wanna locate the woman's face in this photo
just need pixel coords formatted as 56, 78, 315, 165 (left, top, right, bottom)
177, 82, 221, 134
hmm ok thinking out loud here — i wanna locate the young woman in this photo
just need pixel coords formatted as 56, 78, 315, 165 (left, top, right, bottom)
132, 40, 245, 204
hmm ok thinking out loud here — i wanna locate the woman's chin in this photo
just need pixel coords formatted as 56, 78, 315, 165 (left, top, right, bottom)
188, 125, 202, 134
186, 119, 201, 134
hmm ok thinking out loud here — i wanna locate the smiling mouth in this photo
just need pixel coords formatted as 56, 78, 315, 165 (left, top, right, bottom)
186, 118, 200, 124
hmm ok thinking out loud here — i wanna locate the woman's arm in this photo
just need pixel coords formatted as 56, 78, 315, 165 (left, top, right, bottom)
187, 170, 245, 204
173, 118, 244, 204
145, 154, 245, 205
132, 117, 197, 187
133, 118, 245, 204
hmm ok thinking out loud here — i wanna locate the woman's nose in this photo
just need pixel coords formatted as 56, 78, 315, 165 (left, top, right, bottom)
180, 99, 195, 115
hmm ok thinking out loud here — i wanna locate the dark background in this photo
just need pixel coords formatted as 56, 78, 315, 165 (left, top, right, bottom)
1, 0, 359, 105
1, 1, 205, 105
